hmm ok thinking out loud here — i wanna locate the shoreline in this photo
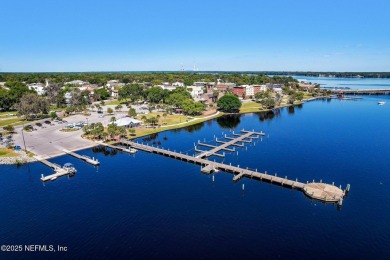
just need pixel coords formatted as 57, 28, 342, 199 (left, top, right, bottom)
1, 97, 331, 165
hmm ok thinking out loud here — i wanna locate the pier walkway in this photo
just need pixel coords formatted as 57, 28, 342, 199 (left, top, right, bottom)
34, 156, 71, 182
195, 130, 260, 158
331, 88, 390, 95
118, 130, 347, 205
63, 149, 100, 165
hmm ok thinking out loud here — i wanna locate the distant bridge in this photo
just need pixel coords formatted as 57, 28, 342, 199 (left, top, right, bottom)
330, 88, 390, 95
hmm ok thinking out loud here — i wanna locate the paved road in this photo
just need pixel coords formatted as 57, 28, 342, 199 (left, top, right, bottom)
12, 111, 128, 159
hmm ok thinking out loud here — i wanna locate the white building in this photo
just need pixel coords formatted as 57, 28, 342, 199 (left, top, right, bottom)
64, 92, 72, 104
187, 85, 204, 99
65, 80, 88, 85
242, 85, 254, 96
111, 89, 119, 98
172, 81, 185, 87
27, 83, 46, 95
158, 85, 177, 91
112, 117, 141, 128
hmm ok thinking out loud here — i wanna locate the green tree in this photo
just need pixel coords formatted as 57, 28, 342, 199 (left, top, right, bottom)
217, 94, 242, 112
162, 113, 167, 124
128, 108, 137, 117
95, 88, 110, 100
260, 97, 276, 109
50, 111, 57, 119
128, 128, 136, 136
107, 107, 114, 114
15, 93, 49, 119
145, 87, 164, 103
3, 125, 15, 133
115, 104, 123, 112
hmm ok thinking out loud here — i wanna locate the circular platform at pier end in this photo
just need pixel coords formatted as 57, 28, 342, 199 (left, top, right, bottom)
303, 183, 344, 202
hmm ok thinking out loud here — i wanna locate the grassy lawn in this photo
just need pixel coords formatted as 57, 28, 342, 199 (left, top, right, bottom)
130, 112, 222, 138
135, 112, 188, 126
0, 117, 25, 128
0, 148, 18, 157
239, 102, 264, 113
0, 112, 18, 118
105, 100, 128, 106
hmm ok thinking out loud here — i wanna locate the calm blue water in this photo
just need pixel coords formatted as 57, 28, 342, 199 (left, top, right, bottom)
1, 96, 390, 259
293, 76, 390, 89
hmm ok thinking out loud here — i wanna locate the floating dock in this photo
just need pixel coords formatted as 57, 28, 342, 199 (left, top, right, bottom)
118, 129, 347, 206
63, 149, 100, 165
100, 143, 137, 154
35, 156, 74, 182
40, 168, 72, 182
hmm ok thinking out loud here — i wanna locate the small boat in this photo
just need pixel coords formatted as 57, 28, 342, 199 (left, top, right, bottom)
63, 163, 77, 174
378, 101, 386, 105
128, 147, 138, 154
50, 176, 57, 181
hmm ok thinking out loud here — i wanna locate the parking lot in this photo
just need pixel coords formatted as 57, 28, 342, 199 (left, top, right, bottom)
12, 111, 129, 159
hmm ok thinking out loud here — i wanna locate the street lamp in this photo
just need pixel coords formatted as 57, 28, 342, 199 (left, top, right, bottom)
86, 117, 89, 135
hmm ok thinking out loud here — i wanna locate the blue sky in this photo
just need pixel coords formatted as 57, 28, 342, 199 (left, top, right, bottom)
1, 0, 389, 72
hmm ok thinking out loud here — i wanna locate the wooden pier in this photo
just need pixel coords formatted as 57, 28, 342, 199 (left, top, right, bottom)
195, 131, 257, 158
40, 168, 72, 182
34, 156, 74, 182
118, 130, 347, 205
63, 149, 100, 165
100, 143, 138, 154
331, 88, 390, 95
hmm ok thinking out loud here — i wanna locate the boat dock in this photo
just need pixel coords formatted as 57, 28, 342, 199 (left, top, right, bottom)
100, 142, 138, 154
40, 168, 71, 182
195, 130, 261, 159
118, 129, 348, 205
63, 149, 100, 165
34, 156, 73, 182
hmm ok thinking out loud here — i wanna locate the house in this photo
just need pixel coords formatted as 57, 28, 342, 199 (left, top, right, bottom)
193, 82, 207, 87
172, 81, 185, 87
216, 83, 235, 92
112, 117, 141, 128
111, 89, 119, 98
159, 84, 177, 91
64, 92, 72, 104
233, 86, 246, 98
65, 80, 88, 85
187, 85, 203, 98
106, 80, 125, 88
27, 83, 46, 95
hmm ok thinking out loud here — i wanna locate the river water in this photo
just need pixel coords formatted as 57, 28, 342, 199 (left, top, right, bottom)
1, 96, 390, 259
293, 76, 390, 89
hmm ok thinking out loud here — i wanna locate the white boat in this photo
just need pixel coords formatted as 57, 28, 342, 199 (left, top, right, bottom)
128, 148, 137, 154
63, 163, 77, 174
378, 101, 386, 105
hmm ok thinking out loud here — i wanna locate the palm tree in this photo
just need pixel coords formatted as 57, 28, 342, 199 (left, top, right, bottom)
117, 126, 127, 139
95, 104, 102, 113
156, 115, 161, 126
110, 116, 116, 123
162, 113, 167, 125
141, 115, 147, 125
115, 104, 123, 113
